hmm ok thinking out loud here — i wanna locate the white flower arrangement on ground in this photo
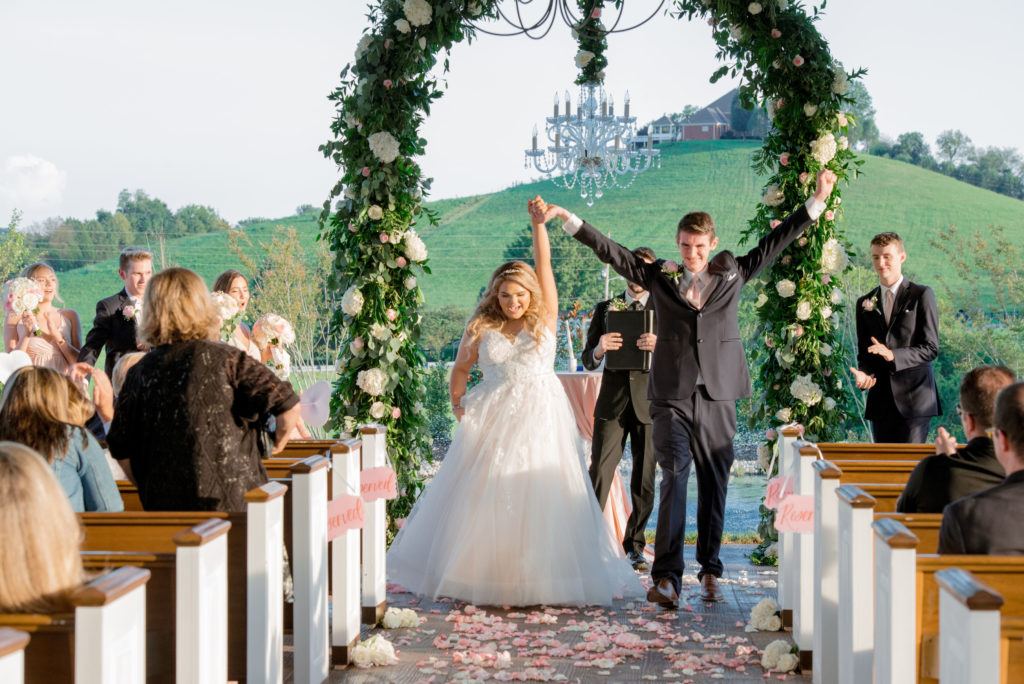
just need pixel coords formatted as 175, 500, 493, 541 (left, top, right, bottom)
820, 238, 849, 274
403, 0, 432, 27
357, 367, 388, 396
762, 638, 799, 672
211, 291, 241, 342
790, 373, 823, 405
351, 634, 398, 668
381, 606, 421, 629
748, 597, 782, 631
367, 131, 400, 164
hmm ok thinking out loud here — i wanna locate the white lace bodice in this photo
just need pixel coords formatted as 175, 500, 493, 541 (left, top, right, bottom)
476, 328, 556, 384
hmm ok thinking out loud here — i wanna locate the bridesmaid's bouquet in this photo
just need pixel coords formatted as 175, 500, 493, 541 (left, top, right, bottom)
252, 313, 295, 379
3, 278, 44, 335
210, 291, 242, 342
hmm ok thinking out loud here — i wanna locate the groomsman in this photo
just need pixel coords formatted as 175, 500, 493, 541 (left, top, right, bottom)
581, 246, 658, 572
533, 169, 836, 607
79, 247, 154, 376
849, 233, 940, 443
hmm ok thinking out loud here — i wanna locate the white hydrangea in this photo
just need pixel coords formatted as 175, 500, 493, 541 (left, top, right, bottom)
821, 305, 833, 319
824, 397, 837, 411
368, 205, 383, 221
803, 103, 818, 117
777, 653, 800, 673
833, 69, 851, 95
762, 640, 795, 671
394, 18, 411, 33
820, 238, 849, 274
775, 407, 792, 422
776, 279, 796, 298
838, 135, 850, 150
351, 634, 398, 668
403, 0, 433, 27
791, 374, 824, 405
810, 132, 838, 165
404, 276, 417, 290
750, 598, 780, 628
404, 231, 428, 262
830, 286, 843, 305
369, 401, 387, 419
367, 131, 400, 164
341, 286, 364, 316
354, 35, 373, 61
762, 184, 785, 207
575, 50, 594, 68
381, 607, 420, 629
795, 300, 812, 320
356, 368, 388, 396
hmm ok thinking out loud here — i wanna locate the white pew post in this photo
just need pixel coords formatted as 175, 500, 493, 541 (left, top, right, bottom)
778, 425, 801, 627
331, 438, 363, 667
291, 455, 330, 684
836, 485, 875, 684
936, 568, 1004, 684
245, 482, 287, 684
0, 628, 30, 684
360, 424, 388, 625
872, 518, 919, 684
71, 565, 151, 684
793, 443, 817, 669
173, 518, 232, 684
812, 459, 841, 684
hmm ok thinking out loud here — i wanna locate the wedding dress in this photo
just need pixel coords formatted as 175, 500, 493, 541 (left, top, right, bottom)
387, 328, 643, 606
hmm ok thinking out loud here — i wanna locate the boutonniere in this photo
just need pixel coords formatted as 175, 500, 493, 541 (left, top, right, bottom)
661, 260, 682, 280
123, 302, 141, 322
861, 295, 879, 312
607, 298, 627, 312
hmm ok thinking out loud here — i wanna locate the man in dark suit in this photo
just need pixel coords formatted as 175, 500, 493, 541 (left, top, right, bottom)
938, 381, 1024, 555
849, 233, 940, 443
79, 247, 153, 376
897, 365, 1014, 513
581, 246, 657, 572
534, 169, 836, 606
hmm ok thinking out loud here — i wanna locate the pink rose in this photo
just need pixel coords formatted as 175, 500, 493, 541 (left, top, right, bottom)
771, 29, 781, 38
663, 260, 679, 273
348, 221, 356, 232
765, 337, 774, 348
384, 39, 392, 49
799, 172, 809, 183
123, 305, 135, 318
383, 79, 393, 88
591, 8, 601, 18
773, 384, 781, 390
793, 324, 804, 337
824, 210, 835, 221
781, 255, 791, 265
380, 232, 389, 243
352, 337, 364, 350
766, 428, 778, 440
770, 220, 781, 229
386, 308, 398, 321
779, 152, 790, 166
361, 166, 370, 177
862, 299, 875, 312
395, 256, 407, 268
777, 98, 785, 109
394, 518, 406, 530
822, 274, 832, 285
797, 237, 808, 247
391, 407, 401, 419
824, 367, 832, 376
793, 55, 805, 67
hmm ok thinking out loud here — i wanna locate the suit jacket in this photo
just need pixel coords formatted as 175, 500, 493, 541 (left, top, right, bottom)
581, 294, 653, 424
855, 280, 941, 419
896, 437, 1005, 513
571, 205, 813, 401
937, 469, 1024, 554
79, 289, 140, 376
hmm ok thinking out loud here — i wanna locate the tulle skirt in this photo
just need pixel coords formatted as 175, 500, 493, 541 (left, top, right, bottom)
387, 370, 644, 606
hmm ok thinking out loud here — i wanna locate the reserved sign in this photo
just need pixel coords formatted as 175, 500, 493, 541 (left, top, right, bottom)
327, 494, 365, 540
360, 466, 398, 502
774, 494, 814, 533
764, 475, 793, 510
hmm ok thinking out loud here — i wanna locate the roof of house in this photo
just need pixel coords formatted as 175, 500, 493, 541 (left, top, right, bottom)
650, 114, 675, 126
680, 88, 737, 127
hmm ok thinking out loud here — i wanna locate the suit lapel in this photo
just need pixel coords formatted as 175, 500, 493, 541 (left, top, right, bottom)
886, 281, 911, 331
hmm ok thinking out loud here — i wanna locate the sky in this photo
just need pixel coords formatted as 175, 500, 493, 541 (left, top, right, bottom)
2, 0, 1023, 230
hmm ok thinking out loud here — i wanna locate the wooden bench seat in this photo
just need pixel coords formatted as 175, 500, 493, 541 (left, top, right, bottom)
816, 442, 934, 461
1001, 616, 1024, 684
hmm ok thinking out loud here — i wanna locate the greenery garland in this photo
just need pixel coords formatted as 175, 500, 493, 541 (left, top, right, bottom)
322, 0, 861, 553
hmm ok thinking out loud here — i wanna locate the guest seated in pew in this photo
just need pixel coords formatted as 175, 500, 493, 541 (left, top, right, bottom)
0, 367, 124, 512
939, 381, 1024, 554
897, 365, 1014, 513
107, 267, 301, 512
0, 442, 86, 612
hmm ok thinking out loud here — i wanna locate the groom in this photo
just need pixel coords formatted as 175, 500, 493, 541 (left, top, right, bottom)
535, 169, 836, 606
79, 247, 153, 376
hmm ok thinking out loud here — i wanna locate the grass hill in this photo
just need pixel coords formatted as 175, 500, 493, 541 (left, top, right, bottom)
54, 139, 1024, 334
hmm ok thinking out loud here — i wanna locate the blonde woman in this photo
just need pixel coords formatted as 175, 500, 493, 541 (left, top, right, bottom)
3, 262, 82, 371
0, 442, 86, 612
387, 197, 642, 607
0, 367, 123, 512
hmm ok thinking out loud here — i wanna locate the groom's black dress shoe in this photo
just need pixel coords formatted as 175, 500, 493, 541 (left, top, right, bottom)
646, 578, 679, 609
627, 552, 650, 573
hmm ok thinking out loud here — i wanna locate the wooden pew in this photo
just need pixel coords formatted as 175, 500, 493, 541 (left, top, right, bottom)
874, 512, 942, 554
1001, 616, 1024, 684
832, 459, 918, 486
0, 566, 151, 684
0, 628, 30, 684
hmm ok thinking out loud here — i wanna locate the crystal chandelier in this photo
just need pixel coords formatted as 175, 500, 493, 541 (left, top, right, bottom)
525, 84, 660, 206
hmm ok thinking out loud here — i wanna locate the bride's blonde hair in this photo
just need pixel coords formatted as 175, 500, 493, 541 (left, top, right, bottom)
466, 261, 548, 345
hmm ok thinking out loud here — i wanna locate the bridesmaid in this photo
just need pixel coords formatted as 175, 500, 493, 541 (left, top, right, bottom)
212, 269, 268, 362
3, 262, 82, 372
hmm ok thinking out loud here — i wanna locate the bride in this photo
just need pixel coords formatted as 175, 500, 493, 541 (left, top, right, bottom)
387, 197, 643, 606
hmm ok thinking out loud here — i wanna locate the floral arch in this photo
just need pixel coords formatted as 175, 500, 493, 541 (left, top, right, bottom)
319, 0, 862, 549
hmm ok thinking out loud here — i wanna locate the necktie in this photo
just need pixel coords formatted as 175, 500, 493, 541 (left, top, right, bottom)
686, 275, 702, 309
884, 289, 895, 324
628, 299, 643, 311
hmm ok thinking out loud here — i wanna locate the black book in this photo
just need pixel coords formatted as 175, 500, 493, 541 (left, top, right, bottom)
604, 309, 654, 371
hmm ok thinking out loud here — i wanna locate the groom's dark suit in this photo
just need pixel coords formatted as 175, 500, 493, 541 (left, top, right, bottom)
79, 288, 140, 376
855, 279, 940, 443
567, 202, 817, 588
581, 293, 655, 559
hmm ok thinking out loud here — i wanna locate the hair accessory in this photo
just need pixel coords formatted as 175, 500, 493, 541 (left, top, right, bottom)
498, 268, 524, 278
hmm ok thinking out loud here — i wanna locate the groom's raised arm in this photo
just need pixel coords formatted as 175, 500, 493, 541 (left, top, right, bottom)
538, 200, 651, 289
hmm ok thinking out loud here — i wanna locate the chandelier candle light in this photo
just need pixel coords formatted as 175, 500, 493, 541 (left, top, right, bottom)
526, 85, 660, 206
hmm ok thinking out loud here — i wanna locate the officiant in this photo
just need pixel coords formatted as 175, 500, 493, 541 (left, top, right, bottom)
581, 246, 658, 573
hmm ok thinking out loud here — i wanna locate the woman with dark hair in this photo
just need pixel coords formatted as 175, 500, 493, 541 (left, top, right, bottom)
107, 267, 300, 511
212, 269, 268, 362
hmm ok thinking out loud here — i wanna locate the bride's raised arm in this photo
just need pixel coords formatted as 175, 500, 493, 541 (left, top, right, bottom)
527, 196, 559, 332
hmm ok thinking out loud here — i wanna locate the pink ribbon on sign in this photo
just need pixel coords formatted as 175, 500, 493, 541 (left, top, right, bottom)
774, 494, 815, 533
327, 494, 365, 540
764, 475, 794, 510
360, 466, 398, 502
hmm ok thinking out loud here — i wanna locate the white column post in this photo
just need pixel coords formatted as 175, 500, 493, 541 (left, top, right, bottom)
872, 518, 919, 684
812, 459, 841, 684
777, 426, 801, 627
245, 482, 287, 684
331, 438, 363, 667
936, 568, 1004, 684
793, 443, 817, 669
360, 424, 388, 625
173, 518, 231, 684
836, 485, 875, 684
291, 455, 330, 684
71, 566, 151, 684
0, 629, 30, 684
